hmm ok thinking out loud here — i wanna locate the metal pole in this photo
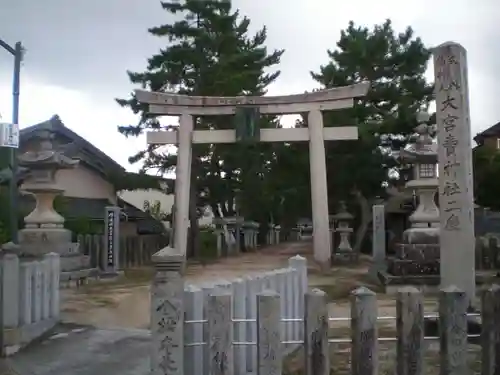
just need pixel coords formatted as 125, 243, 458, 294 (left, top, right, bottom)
0, 39, 22, 358
10, 42, 22, 244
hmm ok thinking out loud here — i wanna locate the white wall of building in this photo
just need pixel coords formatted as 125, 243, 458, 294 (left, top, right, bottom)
118, 189, 214, 227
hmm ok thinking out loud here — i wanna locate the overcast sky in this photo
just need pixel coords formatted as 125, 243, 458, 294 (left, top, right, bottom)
0, 0, 498, 171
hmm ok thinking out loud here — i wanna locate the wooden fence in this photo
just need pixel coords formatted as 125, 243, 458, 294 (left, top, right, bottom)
77, 234, 169, 269
151, 247, 500, 375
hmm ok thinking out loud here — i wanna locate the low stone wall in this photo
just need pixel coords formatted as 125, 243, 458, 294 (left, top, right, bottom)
2, 252, 60, 355
151, 250, 308, 375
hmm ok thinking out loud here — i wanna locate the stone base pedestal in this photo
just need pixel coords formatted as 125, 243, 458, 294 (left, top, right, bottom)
17, 227, 93, 275
402, 227, 440, 244
60, 254, 91, 271
19, 227, 72, 249
332, 251, 357, 265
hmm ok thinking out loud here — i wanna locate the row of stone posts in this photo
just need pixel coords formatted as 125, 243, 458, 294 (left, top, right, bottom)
212, 218, 282, 257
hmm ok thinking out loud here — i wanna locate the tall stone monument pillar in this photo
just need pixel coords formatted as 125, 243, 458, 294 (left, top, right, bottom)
434, 42, 475, 303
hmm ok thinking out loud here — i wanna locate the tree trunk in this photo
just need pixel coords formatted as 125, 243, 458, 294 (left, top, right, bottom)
352, 190, 371, 257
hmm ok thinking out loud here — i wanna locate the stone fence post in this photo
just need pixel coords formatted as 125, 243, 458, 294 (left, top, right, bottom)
439, 286, 468, 375
151, 247, 185, 375
304, 289, 329, 375
257, 290, 281, 375
396, 287, 424, 375
481, 285, 500, 375
351, 287, 378, 375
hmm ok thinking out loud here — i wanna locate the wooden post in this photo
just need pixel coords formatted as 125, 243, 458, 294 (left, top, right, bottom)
396, 287, 424, 375
304, 289, 329, 375
351, 286, 378, 375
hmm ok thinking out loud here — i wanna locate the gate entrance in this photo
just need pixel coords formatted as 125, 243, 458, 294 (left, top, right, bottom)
136, 82, 369, 268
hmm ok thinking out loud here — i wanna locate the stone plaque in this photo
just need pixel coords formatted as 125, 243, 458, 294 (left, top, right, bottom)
103, 206, 120, 273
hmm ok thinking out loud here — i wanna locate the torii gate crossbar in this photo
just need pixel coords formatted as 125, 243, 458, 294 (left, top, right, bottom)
136, 82, 370, 269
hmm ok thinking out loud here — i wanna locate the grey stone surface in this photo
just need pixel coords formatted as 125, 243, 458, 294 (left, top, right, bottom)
8, 324, 151, 375
402, 227, 440, 245
396, 287, 424, 375
481, 284, 500, 375
434, 42, 475, 303
304, 289, 329, 375
150, 247, 185, 375
5, 318, 58, 351
256, 290, 281, 375
372, 204, 386, 271
207, 291, 233, 375
350, 287, 378, 375
439, 286, 468, 375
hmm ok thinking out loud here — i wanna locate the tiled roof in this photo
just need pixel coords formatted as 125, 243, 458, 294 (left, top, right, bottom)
474, 122, 500, 142
20, 115, 124, 178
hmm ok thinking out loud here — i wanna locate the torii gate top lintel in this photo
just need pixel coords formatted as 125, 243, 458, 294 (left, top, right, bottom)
141, 81, 371, 267
135, 81, 370, 108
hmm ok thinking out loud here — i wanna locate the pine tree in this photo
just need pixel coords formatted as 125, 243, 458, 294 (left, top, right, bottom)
310, 19, 434, 253
116, 0, 283, 255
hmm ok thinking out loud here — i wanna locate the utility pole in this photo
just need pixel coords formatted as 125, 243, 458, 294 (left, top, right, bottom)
0, 38, 23, 358
0, 40, 22, 244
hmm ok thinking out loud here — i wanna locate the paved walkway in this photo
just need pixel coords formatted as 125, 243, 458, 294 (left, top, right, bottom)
8, 324, 150, 375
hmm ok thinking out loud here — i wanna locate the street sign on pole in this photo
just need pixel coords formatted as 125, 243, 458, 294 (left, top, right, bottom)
0, 123, 19, 148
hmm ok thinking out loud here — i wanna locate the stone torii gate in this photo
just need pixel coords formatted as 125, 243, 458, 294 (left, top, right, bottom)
136, 82, 369, 269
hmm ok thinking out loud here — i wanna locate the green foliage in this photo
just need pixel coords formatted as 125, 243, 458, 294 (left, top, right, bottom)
198, 228, 218, 259
111, 171, 171, 193
53, 196, 102, 235
310, 19, 434, 203
0, 187, 23, 243
474, 146, 500, 210
64, 217, 103, 235
116, 0, 284, 227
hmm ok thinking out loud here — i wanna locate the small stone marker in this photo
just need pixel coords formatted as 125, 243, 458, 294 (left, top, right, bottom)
103, 206, 120, 274
150, 247, 185, 375
434, 42, 475, 303
371, 204, 386, 273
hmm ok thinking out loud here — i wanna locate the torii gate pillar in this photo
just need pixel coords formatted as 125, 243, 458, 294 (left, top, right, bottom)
136, 82, 370, 270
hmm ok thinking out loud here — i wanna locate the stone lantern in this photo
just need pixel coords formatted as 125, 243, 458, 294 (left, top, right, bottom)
379, 112, 441, 285
400, 112, 440, 244
332, 201, 355, 262
16, 130, 94, 278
